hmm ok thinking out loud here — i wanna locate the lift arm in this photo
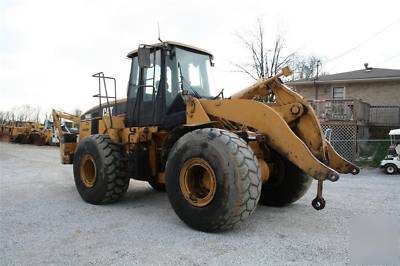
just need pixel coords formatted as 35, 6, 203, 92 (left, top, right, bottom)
228, 67, 359, 175
186, 67, 359, 210
52, 110, 80, 164
51, 109, 80, 138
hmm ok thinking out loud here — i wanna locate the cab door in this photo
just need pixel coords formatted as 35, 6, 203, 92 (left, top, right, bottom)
138, 49, 162, 126
127, 48, 165, 127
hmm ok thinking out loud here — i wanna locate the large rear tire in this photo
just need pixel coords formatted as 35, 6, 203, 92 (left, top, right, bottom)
73, 134, 130, 204
259, 150, 312, 207
165, 128, 261, 232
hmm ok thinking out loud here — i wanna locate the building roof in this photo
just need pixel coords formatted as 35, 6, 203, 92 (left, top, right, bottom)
127, 41, 213, 58
288, 67, 400, 85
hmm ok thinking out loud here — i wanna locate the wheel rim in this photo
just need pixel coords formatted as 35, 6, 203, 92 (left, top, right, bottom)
80, 154, 97, 188
387, 166, 395, 173
179, 158, 217, 207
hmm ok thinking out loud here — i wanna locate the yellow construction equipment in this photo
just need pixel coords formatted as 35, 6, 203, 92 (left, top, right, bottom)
7, 121, 36, 143
55, 41, 359, 232
52, 110, 80, 163
40, 119, 59, 146
0, 120, 58, 146
0, 121, 12, 141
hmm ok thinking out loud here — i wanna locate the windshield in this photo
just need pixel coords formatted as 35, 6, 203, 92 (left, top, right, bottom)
174, 48, 215, 98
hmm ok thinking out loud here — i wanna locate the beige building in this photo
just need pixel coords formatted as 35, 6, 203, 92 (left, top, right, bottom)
287, 66, 400, 106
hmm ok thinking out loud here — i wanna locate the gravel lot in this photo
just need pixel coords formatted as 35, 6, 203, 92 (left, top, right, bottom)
1, 142, 399, 265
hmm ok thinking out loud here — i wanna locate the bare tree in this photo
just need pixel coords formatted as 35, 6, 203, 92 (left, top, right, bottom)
293, 56, 326, 80
0, 112, 5, 124
73, 109, 82, 116
233, 18, 295, 80
8, 105, 43, 123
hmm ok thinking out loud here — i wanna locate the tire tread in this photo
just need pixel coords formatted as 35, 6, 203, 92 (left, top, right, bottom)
200, 129, 261, 230
91, 134, 129, 204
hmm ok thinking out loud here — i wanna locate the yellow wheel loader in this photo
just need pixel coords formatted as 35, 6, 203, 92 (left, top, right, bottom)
8, 121, 35, 143
3, 121, 48, 145
0, 121, 12, 141
55, 41, 359, 232
52, 110, 80, 161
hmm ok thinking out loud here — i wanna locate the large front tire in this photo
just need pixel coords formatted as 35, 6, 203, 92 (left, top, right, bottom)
259, 150, 312, 207
165, 128, 261, 232
73, 134, 130, 204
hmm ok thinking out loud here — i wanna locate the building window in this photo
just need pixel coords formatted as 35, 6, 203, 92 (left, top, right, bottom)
332, 86, 345, 99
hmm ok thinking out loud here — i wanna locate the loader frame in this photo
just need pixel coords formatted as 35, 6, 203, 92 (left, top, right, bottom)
56, 41, 359, 211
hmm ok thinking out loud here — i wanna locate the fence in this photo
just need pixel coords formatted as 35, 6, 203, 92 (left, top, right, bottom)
320, 122, 391, 165
309, 100, 399, 164
310, 100, 400, 127
309, 99, 370, 123
369, 106, 400, 126
321, 123, 357, 162
326, 139, 390, 167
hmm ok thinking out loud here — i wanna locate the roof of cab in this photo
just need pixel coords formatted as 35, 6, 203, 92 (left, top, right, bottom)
127, 41, 213, 58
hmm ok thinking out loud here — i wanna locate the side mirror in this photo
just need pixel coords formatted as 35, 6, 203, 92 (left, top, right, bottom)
138, 46, 151, 68
209, 56, 215, 67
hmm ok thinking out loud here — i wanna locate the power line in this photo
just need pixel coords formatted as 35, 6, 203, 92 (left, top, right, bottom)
325, 16, 400, 64
377, 52, 400, 65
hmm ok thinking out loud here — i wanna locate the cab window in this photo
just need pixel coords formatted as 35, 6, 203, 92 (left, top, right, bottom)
127, 57, 139, 98
143, 50, 161, 102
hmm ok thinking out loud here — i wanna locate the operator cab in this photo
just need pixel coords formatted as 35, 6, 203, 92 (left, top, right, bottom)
126, 41, 215, 128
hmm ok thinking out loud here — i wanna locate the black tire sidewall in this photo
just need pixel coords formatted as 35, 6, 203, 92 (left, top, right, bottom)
73, 136, 108, 204
260, 151, 312, 207
148, 179, 166, 192
385, 164, 397, 175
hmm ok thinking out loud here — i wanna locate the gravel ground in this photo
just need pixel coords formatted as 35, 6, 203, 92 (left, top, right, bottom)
1, 142, 399, 265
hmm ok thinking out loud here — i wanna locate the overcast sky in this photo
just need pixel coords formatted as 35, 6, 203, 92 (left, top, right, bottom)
1, 0, 399, 114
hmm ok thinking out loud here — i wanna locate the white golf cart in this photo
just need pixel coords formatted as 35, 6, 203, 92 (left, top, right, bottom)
380, 129, 400, 174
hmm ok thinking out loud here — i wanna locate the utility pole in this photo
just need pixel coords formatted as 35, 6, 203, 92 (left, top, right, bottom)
292, 54, 295, 81
314, 60, 321, 100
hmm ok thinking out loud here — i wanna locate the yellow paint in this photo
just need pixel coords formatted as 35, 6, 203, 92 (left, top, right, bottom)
186, 97, 211, 124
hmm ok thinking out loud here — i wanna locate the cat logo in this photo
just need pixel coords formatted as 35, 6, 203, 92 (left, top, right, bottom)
102, 106, 113, 116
